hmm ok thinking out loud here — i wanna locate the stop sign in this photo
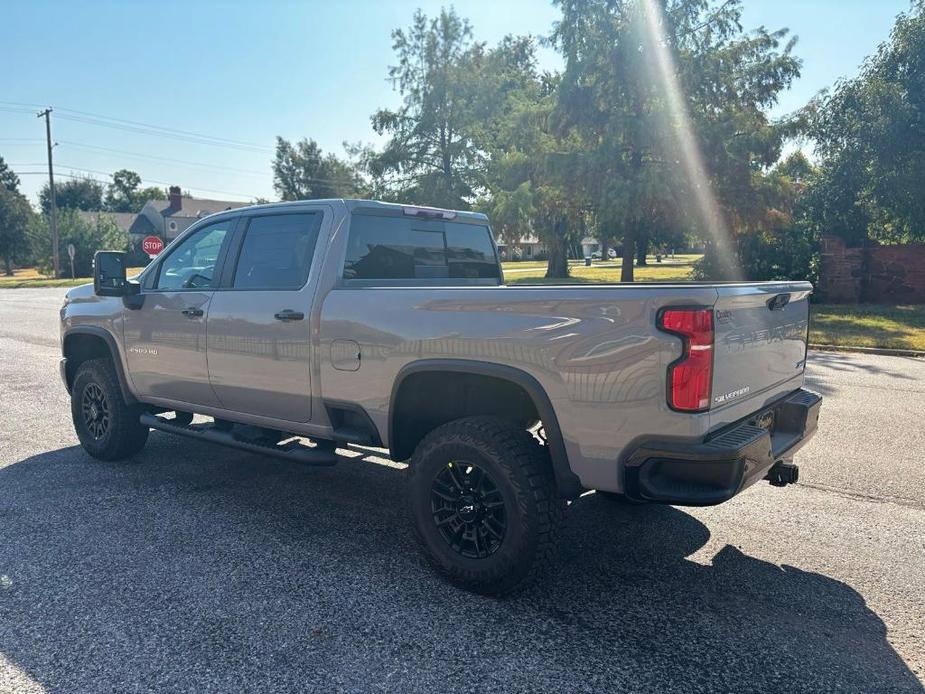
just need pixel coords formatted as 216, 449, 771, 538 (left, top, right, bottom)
142, 235, 164, 257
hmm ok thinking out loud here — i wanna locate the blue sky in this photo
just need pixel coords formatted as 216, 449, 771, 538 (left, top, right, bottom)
1, 0, 912, 205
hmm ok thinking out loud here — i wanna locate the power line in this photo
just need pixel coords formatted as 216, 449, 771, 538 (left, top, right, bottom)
15, 171, 109, 180
52, 113, 271, 152
62, 165, 261, 200
57, 140, 271, 177
4, 101, 363, 196
0, 100, 47, 109
55, 140, 363, 187
54, 106, 272, 151
15, 167, 259, 201
0, 100, 273, 153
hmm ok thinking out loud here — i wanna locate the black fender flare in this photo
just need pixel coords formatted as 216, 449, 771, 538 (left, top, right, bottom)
389, 359, 582, 499
62, 326, 138, 405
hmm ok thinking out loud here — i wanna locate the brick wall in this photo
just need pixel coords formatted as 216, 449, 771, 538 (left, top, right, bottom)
818, 235, 925, 303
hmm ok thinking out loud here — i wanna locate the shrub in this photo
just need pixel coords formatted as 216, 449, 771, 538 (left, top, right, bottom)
30, 209, 128, 277
693, 226, 819, 286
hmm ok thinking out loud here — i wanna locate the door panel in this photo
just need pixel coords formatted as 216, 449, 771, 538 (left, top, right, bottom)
123, 217, 236, 408
206, 291, 312, 421
123, 291, 220, 406
205, 212, 322, 423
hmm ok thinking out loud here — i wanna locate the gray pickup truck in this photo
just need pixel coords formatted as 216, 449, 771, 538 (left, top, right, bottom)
60, 199, 821, 594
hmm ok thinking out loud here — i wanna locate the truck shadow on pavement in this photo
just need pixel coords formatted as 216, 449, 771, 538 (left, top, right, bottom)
0, 436, 921, 693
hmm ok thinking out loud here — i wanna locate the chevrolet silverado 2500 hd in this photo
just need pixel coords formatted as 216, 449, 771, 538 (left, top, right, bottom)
60, 199, 821, 594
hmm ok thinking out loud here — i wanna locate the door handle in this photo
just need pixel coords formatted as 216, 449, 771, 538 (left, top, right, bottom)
181, 307, 204, 318
274, 309, 304, 322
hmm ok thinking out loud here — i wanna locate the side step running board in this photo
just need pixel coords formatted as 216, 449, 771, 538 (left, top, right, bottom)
140, 414, 338, 466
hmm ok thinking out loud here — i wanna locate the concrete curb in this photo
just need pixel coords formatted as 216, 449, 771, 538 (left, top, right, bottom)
809, 344, 925, 358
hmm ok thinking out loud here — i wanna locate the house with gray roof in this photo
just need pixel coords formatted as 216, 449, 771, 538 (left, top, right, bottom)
76, 210, 137, 235
128, 186, 249, 241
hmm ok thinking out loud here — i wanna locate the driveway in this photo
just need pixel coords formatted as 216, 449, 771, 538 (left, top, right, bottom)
1, 288, 923, 693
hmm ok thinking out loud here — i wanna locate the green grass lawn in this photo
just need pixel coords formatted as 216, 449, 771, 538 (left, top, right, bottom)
0, 267, 147, 289
0, 276, 94, 288
505, 264, 694, 283
503, 254, 698, 283
810, 304, 925, 352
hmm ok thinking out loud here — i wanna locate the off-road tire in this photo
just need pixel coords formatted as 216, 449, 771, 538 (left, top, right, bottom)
408, 416, 566, 596
71, 358, 149, 460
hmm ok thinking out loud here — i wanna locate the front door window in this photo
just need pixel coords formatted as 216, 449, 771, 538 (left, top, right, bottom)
155, 222, 231, 290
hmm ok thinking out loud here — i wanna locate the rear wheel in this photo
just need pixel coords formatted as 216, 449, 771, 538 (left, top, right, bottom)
408, 416, 565, 596
71, 358, 148, 460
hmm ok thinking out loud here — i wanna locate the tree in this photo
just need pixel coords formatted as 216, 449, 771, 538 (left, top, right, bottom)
479, 42, 591, 277
552, 0, 801, 280
40, 177, 104, 213
0, 187, 33, 275
368, 8, 486, 208
694, 151, 819, 281
0, 154, 20, 193
105, 169, 142, 212
30, 208, 126, 277
272, 137, 361, 200
134, 186, 165, 209
103, 169, 164, 212
804, 1, 925, 244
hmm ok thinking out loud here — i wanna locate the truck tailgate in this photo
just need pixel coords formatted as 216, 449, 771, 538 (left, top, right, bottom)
710, 283, 812, 409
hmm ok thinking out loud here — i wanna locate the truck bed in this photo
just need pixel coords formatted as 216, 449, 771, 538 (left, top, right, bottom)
319, 280, 811, 492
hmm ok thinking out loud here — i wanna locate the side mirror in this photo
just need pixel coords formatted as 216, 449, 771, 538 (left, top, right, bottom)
123, 279, 144, 310
93, 251, 127, 296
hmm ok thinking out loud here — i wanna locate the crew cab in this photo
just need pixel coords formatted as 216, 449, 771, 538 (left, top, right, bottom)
60, 199, 821, 594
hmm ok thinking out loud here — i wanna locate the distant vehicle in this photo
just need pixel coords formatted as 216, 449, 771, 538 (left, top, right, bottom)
59, 199, 821, 595
590, 248, 618, 260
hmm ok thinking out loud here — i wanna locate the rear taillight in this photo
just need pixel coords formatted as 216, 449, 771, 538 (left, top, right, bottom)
658, 308, 714, 412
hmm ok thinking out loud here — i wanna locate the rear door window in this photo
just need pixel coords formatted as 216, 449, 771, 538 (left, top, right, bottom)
232, 213, 322, 290
343, 214, 499, 281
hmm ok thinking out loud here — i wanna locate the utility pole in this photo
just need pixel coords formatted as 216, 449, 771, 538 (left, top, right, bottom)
37, 108, 59, 278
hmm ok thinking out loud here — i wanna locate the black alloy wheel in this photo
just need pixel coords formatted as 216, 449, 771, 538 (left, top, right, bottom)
408, 416, 566, 596
71, 358, 149, 460
431, 461, 507, 559
81, 382, 111, 440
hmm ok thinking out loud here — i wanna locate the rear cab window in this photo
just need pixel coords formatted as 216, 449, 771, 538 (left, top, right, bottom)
343, 212, 500, 284
231, 212, 322, 290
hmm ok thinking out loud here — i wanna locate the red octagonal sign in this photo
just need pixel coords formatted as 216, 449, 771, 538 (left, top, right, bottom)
142, 235, 165, 257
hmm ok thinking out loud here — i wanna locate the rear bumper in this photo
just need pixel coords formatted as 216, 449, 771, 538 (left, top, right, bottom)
623, 388, 822, 506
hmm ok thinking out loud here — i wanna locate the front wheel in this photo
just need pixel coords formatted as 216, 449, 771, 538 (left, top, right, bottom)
408, 416, 566, 596
71, 358, 149, 461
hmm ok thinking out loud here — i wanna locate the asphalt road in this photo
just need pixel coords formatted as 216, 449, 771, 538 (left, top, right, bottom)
1, 288, 923, 693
